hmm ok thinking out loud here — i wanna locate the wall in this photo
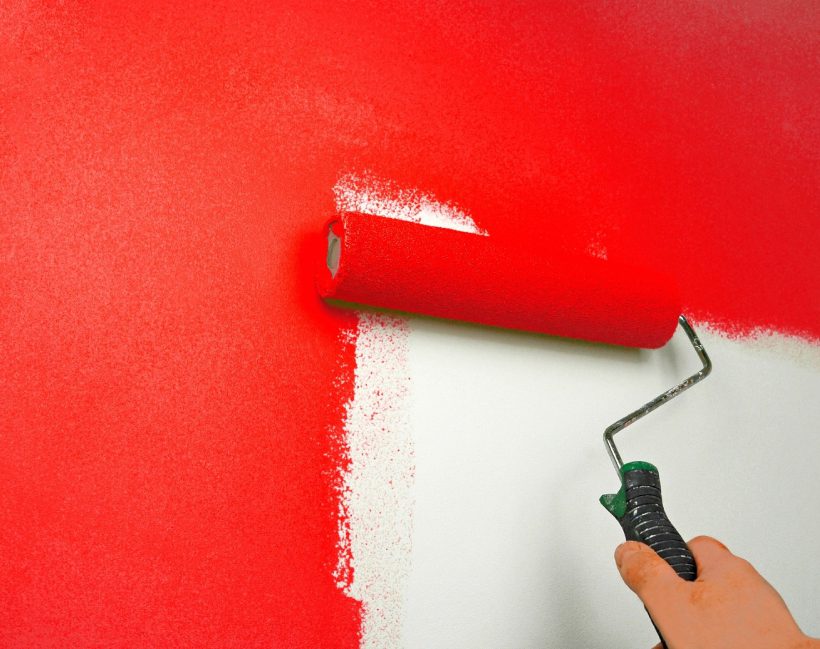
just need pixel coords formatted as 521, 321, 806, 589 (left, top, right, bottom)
402, 319, 820, 648
2, 2, 817, 647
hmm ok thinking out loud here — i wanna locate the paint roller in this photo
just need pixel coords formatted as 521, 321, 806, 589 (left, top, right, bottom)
317, 211, 712, 647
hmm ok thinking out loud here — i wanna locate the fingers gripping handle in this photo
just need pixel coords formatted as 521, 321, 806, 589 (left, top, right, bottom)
601, 461, 695, 649
601, 461, 696, 580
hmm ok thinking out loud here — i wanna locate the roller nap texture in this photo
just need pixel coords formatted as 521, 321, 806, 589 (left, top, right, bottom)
316, 212, 681, 349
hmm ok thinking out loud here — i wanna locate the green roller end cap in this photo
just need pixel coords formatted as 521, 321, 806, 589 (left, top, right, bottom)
621, 460, 658, 474
600, 460, 659, 520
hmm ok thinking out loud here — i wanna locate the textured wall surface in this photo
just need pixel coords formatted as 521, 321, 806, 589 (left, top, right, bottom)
2, 2, 817, 647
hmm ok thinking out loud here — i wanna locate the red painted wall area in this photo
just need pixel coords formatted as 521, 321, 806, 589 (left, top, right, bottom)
1, 2, 817, 646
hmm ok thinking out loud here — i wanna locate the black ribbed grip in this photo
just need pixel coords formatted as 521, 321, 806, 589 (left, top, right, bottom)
601, 463, 696, 649
619, 467, 696, 581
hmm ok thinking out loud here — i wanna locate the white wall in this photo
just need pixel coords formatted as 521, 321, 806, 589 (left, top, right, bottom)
341, 313, 819, 648
398, 320, 819, 648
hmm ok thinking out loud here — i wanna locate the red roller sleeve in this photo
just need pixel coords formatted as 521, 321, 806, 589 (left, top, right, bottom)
316, 212, 681, 348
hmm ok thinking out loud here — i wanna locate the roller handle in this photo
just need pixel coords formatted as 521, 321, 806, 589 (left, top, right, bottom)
601, 461, 696, 648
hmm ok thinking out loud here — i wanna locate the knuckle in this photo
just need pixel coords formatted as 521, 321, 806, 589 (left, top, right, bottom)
730, 556, 756, 575
688, 535, 727, 551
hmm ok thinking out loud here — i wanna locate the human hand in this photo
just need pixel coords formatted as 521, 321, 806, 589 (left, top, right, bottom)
615, 536, 819, 649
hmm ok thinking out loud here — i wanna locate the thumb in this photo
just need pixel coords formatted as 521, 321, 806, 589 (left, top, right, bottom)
615, 541, 685, 605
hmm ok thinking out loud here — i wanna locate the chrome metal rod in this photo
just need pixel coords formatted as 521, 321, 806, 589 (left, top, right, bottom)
603, 315, 712, 475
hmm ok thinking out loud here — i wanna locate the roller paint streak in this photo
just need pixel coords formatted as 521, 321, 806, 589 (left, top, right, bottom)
336, 313, 413, 649
334, 172, 486, 234
333, 174, 483, 648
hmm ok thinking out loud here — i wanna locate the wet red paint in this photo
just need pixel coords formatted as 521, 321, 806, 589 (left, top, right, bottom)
1, 2, 817, 646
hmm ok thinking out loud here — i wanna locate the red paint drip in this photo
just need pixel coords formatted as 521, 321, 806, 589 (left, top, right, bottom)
1, 2, 817, 646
